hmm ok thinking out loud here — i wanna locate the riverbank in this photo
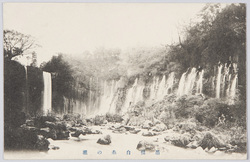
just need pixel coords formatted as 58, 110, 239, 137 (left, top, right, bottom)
4, 119, 247, 160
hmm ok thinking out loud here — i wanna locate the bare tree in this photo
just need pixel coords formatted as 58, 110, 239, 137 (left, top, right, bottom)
4, 30, 39, 61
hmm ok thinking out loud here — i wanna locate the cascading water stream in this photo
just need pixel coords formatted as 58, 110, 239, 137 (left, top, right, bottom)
42, 72, 52, 115
216, 64, 223, 98
177, 68, 201, 96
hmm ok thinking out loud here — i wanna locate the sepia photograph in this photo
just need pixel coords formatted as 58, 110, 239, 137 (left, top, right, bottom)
3, 2, 247, 159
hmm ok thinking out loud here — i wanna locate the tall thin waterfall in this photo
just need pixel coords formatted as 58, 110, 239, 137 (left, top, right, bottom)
228, 74, 238, 104
42, 72, 52, 115
24, 66, 29, 113
216, 64, 223, 98
196, 70, 204, 94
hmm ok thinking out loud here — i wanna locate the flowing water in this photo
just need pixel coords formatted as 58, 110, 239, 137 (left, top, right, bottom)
4, 125, 246, 160
42, 72, 52, 115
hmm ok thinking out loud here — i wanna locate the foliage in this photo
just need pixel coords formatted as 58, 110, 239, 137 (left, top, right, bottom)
4, 30, 39, 61
105, 113, 123, 123
41, 54, 74, 113
168, 4, 246, 69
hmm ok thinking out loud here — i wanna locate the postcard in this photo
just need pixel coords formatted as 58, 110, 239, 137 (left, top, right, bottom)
3, 2, 247, 159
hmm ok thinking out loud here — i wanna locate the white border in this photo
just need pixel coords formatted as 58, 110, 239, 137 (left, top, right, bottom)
0, 0, 249, 162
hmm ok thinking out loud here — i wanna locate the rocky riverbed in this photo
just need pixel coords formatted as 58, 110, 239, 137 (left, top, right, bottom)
4, 114, 247, 160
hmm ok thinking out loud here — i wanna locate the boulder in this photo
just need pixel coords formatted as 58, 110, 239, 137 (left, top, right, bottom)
84, 128, 102, 134
152, 123, 167, 132
38, 127, 50, 138
112, 126, 127, 134
142, 131, 158, 137
34, 116, 57, 128
4, 126, 50, 151
44, 121, 56, 129
124, 126, 135, 131
175, 121, 197, 132
49, 145, 60, 150
56, 130, 70, 140
170, 133, 191, 147
142, 120, 154, 129
34, 135, 50, 151
97, 135, 111, 145
71, 129, 86, 137
136, 140, 155, 151
129, 129, 141, 134
94, 115, 106, 125
199, 132, 226, 150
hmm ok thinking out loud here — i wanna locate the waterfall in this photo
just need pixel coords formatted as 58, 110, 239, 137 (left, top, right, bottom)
196, 70, 204, 94
157, 75, 166, 100
177, 72, 187, 96
166, 72, 175, 94
42, 72, 52, 115
123, 78, 139, 111
150, 76, 159, 100
216, 64, 223, 98
154, 72, 175, 100
98, 80, 119, 115
24, 66, 29, 113
228, 74, 238, 104
64, 62, 239, 116
177, 68, 200, 96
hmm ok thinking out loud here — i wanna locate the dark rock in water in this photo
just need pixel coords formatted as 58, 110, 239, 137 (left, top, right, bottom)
97, 135, 111, 145
112, 126, 127, 134
84, 128, 102, 134
49, 145, 60, 150
136, 140, 155, 151
34, 135, 50, 151
49, 129, 57, 140
34, 116, 57, 128
199, 132, 226, 150
170, 133, 191, 147
124, 126, 135, 131
142, 131, 158, 137
71, 129, 86, 137
56, 130, 70, 140
129, 129, 141, 134
44, 121, 56, 129
69, 127, 79, 132
54, 121, 67, 131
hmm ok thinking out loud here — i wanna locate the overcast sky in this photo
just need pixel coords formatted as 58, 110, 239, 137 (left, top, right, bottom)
4, 3, 207, 64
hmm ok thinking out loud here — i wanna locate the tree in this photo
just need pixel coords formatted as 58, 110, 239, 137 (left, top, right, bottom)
4, 30, 39, 61
41, 54, 74, 113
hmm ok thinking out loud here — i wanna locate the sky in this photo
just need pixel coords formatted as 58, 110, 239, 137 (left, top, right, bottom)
3, 3, 207, 65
